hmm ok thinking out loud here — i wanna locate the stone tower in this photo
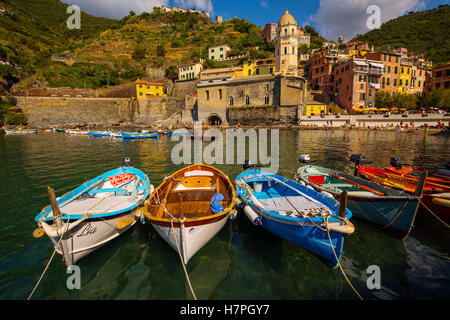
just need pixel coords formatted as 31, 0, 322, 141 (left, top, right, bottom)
275, 10, 300, 76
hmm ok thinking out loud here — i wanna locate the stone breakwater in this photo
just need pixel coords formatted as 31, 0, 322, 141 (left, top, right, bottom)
15, 96, 185, 126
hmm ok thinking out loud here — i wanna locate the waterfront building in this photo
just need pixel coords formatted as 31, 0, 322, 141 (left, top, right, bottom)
333, 57, 384, 112
275, 10, 301, 76
179, 62, 204, 81
398, 58, 413, 94
136, 80, 166, 98
426, 63, 450, 92
409, 65, 429, 96
310, 48, 347, 94
208, 45, 231, 61
365, 51, 402, 96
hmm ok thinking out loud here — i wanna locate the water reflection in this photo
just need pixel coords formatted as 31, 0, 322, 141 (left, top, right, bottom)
0, 131, 449, 300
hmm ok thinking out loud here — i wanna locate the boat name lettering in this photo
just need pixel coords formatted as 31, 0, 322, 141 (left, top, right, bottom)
109, 173, 135, 187
77, 223, 97, 237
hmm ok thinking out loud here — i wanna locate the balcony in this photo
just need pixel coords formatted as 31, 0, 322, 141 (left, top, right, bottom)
368, 68, 384, 75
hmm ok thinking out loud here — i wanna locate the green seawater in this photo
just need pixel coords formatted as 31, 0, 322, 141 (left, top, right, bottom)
0, 129, 449, 300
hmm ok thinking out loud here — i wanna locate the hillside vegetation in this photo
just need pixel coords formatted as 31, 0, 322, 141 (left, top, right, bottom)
353, 5, 450, 65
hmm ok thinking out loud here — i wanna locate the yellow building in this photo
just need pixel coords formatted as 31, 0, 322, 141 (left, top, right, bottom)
398, 63, 412, 94
305, 102, 346, 116
136, 80, 166, 98
240, 59, 276, 78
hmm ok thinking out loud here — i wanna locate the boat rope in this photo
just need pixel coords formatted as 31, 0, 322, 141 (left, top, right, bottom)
324, 216, 364, 301
170, 218, 197, 300
27, 219, 70, 300
381, 199, 410, 230
419, 199, 450, 229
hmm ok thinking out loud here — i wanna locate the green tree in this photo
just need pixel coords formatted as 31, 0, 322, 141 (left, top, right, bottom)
156, 45, 166, 57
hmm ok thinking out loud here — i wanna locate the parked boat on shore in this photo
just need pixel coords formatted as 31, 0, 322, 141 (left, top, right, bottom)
3, 126, 37, 135
143, 164, 237, 266
235, 161, 354, 268
33, 158, 154, 266
296, 154, 425, 239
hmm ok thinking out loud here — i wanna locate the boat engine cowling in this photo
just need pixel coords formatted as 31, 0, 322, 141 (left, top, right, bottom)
243, 160, 256, 171
299, 154, 311, 165
390, 158, 402, 170
350, 154, 365, 166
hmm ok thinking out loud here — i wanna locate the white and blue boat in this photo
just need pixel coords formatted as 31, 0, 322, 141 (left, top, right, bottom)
89, 131, 111, 138
121, 132, 159, 140
235, 164, 355, 268
33, 159, 154, 266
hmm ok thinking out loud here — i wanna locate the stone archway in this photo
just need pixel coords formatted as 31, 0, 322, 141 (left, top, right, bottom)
207, 114, 223, 126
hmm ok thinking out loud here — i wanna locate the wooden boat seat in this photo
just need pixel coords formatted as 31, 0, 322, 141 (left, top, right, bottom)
328, 183, 356, 189
163, 200, 227, 219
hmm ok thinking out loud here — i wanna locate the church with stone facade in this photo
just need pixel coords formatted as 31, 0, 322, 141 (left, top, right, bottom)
194, 10, 308, 126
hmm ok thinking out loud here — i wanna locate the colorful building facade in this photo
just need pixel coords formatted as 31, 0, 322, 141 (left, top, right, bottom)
136, 80, 166, 98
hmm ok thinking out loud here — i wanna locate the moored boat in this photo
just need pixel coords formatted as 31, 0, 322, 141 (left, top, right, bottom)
121, 132, 159, 140
296, 154, 425, 239
89, 131, 111, 138
352, 155, 450, 224
143, 164, 237, 265
3, 126, 37, 135
235, 161, 355, 268
33, 158, 154, 266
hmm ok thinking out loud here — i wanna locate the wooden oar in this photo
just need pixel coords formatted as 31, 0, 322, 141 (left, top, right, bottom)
329, 174, 385, 196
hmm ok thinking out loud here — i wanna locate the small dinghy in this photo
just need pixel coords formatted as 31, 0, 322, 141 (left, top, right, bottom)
143, 164, 237, 265
33, 158, 154, 266
89, 131, 111, 138
3, 126, 37, 135
235, 161, 354, 268
121, 132, 159, 140
296, 154, 425, 239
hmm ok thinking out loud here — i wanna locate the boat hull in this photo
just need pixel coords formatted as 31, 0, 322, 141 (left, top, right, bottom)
344, 196, 419, 239
47, 210, 138, 266
260, 211, 343, 268
150, 214, 231, 265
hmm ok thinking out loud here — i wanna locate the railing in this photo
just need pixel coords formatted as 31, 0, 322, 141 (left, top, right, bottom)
368, 68, 384, 75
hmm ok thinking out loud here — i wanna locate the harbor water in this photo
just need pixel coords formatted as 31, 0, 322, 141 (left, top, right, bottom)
0, 129, 449, 300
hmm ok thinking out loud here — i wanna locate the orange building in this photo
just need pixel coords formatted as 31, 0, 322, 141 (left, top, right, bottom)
426, 63, 450, 92
310, 48, 343, 95
365, 51, 402, 96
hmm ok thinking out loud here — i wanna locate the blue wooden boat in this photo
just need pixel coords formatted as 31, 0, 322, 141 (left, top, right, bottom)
33, 160, 154, 266
295, 155, 425, 239
121, 132, 158, 140
89, 131, 110, 138
235, 167, 354, 268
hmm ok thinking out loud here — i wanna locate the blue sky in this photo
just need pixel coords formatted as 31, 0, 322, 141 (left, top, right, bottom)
63, 0, 448, 40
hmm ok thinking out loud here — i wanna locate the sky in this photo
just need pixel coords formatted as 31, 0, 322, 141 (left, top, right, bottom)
62, 0, 448, 41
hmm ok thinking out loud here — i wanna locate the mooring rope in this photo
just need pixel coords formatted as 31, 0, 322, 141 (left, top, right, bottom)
27, 219, 70, 300
170, 218, 197, 300
324, 216, 364, 300
419, 199, 450, 229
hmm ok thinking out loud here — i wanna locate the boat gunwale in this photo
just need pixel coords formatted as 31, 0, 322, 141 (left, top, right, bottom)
35, 167, 151, 222
144, 164, 236, 224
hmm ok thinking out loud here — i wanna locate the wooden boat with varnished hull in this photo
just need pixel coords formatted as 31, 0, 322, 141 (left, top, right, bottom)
143, 164, 236, 265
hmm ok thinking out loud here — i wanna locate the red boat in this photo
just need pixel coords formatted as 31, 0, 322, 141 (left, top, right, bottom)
350, 155, 450, 224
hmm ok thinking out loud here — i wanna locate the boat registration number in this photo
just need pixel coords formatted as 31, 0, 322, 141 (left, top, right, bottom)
109, 173, 136, 187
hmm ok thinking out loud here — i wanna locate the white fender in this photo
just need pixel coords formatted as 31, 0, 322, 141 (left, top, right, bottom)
299, 180, 306, 186
244, 205, 262, 226
328, 220, 355, 235
321, 191, 334, 199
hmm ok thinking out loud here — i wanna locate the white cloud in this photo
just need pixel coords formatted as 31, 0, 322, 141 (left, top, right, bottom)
260, 1, 269, 8
173, 0, 214, 13
310, 0, 427, 41
62, 0, 168, 19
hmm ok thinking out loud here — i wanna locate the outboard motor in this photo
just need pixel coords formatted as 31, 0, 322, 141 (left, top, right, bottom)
350, 154, 365, 177
446, 161, 450, 170
299, 154, 311, 165
123, 157, 133, 167
390, 158, 402, 170
243, 160, 256, 171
